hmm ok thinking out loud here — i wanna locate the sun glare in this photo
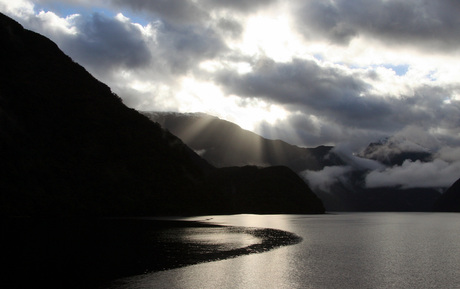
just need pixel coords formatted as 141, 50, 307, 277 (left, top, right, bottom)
176, 77, 288, 132
220, 97, 289, 131
239, 14, 305, 62
177, 78, 224, 112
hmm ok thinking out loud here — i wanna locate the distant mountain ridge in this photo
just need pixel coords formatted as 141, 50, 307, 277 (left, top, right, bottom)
145, 111, 447, 212
143, 111, 343, 171
0, 13, 324, 216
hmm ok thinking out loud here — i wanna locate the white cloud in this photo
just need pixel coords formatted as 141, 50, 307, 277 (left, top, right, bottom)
35, 10, 79, 35
302, 166, 352, 193
332, 144, 385, 171
0, 0, 34, 18
365, 159, 460, 189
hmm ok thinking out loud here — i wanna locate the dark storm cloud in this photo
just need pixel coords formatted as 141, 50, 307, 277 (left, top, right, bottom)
155, 23, 228, 74
107, 0, 273, 42
112, 0, 279, 18
216, 58, 396, 129
216, 57, 460, 149
43, 12, 152, 73
110, 0, 208, 26
295, 0, 460, 50
29, 11, 227, 82
257, 112, 388, 149
200, 0, 279, 12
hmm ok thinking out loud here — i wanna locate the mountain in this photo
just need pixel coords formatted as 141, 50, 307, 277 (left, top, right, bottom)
433, 178, 460, 212
0, 13, 211, 216
0, 13, 324, 216
359, 138, 432, 166
145, 112, 443, 212
199, 166, 324, 214
143, 111, 343, 171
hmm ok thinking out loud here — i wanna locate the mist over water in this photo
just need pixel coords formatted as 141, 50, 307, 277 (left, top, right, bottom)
108, 213, 460, 289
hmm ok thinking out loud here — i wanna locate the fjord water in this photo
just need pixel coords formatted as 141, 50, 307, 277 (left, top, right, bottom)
109, 213, 460, 289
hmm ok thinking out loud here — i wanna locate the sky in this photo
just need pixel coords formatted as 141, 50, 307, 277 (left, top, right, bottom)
1, 0, 460, 189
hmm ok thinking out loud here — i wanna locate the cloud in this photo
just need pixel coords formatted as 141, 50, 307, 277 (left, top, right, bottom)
437, 146, 460, 163
257, 112, 388, 149
0, 0, 34, 18
294, 0, 460, 51
392, 126, 440, 151
200, 0, 279, 12
2, 0, 460, 156
1, 1, 229, 109
63, 13, 153, 71
111, 0, 208, 26
215, 56, 460, 149
215, 17, 244, 39
303, 166, 352, 193
112, 0, 280, 20
301, 143, 384, 193
365, 159, 460, 189
0, 2, 154, 72
154, 24, 227, 74
216, 58, 392, 127
332, 144, 384, 171
358, 126, 440, 164
304, 137, 460, 193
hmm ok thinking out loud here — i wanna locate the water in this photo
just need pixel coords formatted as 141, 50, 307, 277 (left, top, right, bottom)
174, 227, 262, 251
108, 213, 460, 289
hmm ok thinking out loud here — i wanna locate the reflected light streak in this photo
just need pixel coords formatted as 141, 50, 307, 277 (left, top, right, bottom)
190, 214, 295, 232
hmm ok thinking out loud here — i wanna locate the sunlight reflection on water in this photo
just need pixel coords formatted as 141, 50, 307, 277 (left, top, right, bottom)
183, 214, 297, 231
109, 213, 460, 289
164, 227, 262, 251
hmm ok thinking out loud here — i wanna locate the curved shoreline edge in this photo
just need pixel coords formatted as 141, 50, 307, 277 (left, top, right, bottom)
1, 218, 302, 289
146, 224, 303, 272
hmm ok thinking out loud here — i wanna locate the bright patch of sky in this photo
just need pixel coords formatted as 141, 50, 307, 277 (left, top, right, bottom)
33, 1, 150, 26
383, 64, 409, 76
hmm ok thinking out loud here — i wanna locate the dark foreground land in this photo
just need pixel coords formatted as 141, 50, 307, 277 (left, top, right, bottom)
1, 218, 302, 289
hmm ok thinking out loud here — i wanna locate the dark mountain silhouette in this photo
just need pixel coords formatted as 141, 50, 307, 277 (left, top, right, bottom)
433, 178, 460, 212
0, 13, 210, 216
199, 166, 324, 214
145, 112, 443, 212
0, 13, 324, 216
143, 112, 343, 171
314, 177, 441, 212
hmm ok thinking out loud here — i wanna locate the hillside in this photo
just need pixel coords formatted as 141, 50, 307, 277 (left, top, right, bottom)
0, 13, 324, 216
0, 13, 212, 216
199, 166, 324, 214
143, 111, 343, 171
145, 112, 445, 212
433, 178, 460, 212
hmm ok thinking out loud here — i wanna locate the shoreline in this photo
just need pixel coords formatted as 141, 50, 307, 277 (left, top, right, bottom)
1, 217, 302, 289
